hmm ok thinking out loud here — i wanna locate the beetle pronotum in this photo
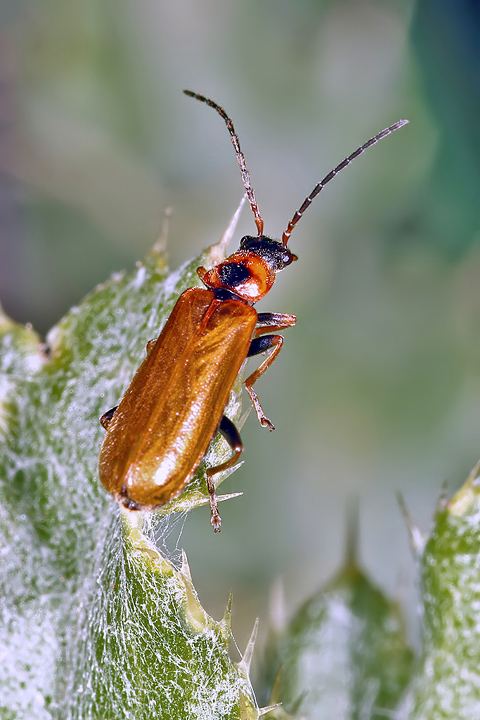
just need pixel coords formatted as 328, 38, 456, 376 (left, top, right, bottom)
99, 91, 408, 531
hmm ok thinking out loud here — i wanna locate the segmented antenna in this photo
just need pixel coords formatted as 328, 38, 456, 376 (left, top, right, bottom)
184, 90, 264, 236
281, 118, 409, 246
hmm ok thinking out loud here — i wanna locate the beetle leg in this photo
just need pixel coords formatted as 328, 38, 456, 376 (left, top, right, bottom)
245, 313, 295, 431
146, 339, 157, 354
255, 312, 296, 335
245, 336, 284, 430
100, 405, 118, 429
206, 415, 243, 532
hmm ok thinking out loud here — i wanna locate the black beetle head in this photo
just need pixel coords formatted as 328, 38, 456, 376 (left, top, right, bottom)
239, 235, 297, 271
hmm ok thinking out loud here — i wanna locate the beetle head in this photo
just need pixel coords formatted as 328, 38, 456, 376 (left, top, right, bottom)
239, 236, 297, 270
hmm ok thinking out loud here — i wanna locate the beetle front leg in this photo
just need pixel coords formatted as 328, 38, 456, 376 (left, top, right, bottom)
206, 415, 243, 532
255, 312, 296, 334
245, 312, 296, 430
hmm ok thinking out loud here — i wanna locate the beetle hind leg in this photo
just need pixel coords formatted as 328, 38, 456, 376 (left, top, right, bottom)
206, 415, 243, 532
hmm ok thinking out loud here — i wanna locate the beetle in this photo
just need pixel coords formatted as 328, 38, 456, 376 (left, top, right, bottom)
99, 90, 408, 531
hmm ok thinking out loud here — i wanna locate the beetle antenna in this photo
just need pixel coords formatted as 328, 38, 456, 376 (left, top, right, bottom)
184, 90, 264, 236
281, 118, 409, 246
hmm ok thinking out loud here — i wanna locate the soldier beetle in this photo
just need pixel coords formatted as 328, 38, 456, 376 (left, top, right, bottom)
99, 90, 408, 531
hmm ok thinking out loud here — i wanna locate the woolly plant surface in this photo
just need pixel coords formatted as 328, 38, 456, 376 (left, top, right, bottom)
399, 460, 480, 719
0, 206, 262, 720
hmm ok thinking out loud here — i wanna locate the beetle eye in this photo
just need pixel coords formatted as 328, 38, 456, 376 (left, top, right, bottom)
282, 250, 297, 267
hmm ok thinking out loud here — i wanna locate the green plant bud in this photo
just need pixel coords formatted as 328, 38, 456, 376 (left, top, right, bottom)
402, 461, 480, 719
261, 559, 413, 719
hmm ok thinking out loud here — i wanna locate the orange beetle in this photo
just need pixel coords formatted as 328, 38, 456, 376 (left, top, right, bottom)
99, 91, 408, 531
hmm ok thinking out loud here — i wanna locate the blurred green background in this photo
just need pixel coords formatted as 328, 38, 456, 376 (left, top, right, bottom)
1, 0, 480, 656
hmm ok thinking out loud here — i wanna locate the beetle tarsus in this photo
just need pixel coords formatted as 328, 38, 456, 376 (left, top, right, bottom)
246, 385, 275, 431
211, 512, 222, 533
260, 416, 275, 431
207, 474, 222, 532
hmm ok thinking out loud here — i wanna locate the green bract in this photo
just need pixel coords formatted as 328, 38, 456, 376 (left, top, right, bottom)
400, 461, 480, 719
259, 540, 413, 719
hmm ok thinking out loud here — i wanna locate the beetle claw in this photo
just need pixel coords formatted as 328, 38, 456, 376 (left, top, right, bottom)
261, 417, 275, 431
211, 513, 222, 532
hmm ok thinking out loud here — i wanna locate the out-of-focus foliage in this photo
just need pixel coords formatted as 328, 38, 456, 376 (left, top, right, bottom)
411, 0, 480, 257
